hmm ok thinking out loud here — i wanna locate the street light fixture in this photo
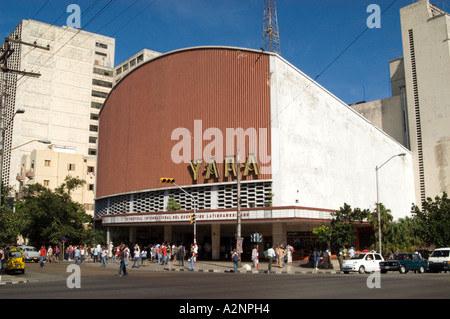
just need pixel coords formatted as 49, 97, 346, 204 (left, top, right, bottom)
375, 152, 406, 256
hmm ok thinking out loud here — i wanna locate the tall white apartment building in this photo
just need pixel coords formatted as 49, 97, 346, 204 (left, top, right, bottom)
351, 0, 450, 206
0, 19, 114, 211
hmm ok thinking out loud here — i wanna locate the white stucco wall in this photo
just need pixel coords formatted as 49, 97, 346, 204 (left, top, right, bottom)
270, 55, 416, 220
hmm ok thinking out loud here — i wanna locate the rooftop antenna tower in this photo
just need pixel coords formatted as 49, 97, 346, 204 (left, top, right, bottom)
262, 0, 281, 55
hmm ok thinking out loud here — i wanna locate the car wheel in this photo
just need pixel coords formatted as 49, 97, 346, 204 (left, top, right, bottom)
399, 265, 407, 274
418, 266, 425, 274
358, 265, 365, 274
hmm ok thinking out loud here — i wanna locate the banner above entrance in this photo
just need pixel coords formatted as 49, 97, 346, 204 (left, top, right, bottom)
101, 206, 336, 226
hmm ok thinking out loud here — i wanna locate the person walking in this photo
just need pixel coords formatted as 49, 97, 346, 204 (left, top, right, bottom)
101, 246, 108, 267
267, 245, 275, 272
0, 246, 5, 275
251, 245, 258, 269
132, 244, 140, 268
278, 245, 285, 268
39, 245, 47, 269
313, 248, 320, 270
188, 246, 196, 271
178, 243, 185, 266
116, 245, 128, 277
232, 249, 239, 273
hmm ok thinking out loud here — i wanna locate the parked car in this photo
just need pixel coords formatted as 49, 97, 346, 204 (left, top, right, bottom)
427, 247, 450, 273
18, 245, 40, 263
3, 247, 25, 274
342, 252, 384, 274
379, 252, 427, 274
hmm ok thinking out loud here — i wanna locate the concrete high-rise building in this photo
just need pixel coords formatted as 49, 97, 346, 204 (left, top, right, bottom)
351, 0, 450, 206
113, 49, 161, 86
400, 0, 450, 204
0, 19, 114, 214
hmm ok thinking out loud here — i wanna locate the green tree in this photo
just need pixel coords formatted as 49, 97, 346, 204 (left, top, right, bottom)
0, 185, 27, 244
16, 176, 94, 246
312, 224, 331, 247
166, 196, 182, 211
367, 203, 394, 253
383, 217, 425, 253
412, 192, 450, 247
329, 203, 370, 251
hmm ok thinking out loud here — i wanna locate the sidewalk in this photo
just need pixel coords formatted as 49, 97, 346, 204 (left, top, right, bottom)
0, 259, 342, 285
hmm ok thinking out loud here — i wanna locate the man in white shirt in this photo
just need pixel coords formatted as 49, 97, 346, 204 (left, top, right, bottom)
267, 246, 275, 272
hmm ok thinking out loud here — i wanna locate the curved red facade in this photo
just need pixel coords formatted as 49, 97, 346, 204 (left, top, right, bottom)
96, 47, 272, 199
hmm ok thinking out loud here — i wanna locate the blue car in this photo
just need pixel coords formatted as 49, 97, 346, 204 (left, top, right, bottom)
379, 252, 427, 274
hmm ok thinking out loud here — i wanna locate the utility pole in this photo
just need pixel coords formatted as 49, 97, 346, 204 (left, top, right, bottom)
262, 0, 281, 54
236, 148, 242, 268
0, 36, 49, 190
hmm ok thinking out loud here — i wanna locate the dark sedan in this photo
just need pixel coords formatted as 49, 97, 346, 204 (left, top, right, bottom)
379, 252, 427, 274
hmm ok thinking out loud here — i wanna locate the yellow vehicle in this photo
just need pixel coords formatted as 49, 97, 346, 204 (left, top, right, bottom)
3, 247, 25, 274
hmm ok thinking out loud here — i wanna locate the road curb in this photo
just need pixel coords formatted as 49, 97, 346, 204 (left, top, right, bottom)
0, 279, 30, 286
163, 267, 342, 275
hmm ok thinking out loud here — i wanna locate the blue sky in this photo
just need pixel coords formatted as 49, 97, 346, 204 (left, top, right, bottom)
2, 0, 449, 104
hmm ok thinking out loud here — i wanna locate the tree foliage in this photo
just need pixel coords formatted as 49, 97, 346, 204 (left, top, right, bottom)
0, 186, 27, 244
412, 192, 450, 248
16, 176, 96, 246
313, 203, 370, 252
383, 217, 424, 253
166, 196, 182, 211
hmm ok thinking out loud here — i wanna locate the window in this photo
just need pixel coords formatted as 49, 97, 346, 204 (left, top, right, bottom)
91, 90, 109, 99
88, 184, 94, 191
91, 102, 103, 110
43, 180, 50, 187
92, 79, 112, 88
93, 67, 113, 77
89, 125, 98, 132
44, 160, 51, 167
130, 59, 136, 67
88, 148, 97, 156
95, 42, 108, 49
68, 163, 76, 171
87, 166, 95, 174
137, 54, 144, 63
90, 113, 99, 121
89, 136, 97, 144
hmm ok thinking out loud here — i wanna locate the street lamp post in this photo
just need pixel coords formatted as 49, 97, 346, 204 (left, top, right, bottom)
375, 153, 406, 256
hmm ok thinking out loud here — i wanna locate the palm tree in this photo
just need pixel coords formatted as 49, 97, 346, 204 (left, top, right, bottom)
367, 203, 393, 255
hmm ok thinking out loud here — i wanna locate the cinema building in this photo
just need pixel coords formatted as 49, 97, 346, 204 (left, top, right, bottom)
95, 46, 415, 260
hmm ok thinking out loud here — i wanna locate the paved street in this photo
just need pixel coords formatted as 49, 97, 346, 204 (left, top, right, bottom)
1, 260, 449, 301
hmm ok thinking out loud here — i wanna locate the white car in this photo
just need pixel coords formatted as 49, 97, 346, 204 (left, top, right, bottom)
427, 247, 450, 273
342, 252, 384, 274
18, 246, 40, 262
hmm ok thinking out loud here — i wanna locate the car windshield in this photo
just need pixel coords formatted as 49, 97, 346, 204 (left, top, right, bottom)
8, 251, 23, 258
24, 247, 37, 252
430, 250, 450, 258
350, 253, 367, 260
